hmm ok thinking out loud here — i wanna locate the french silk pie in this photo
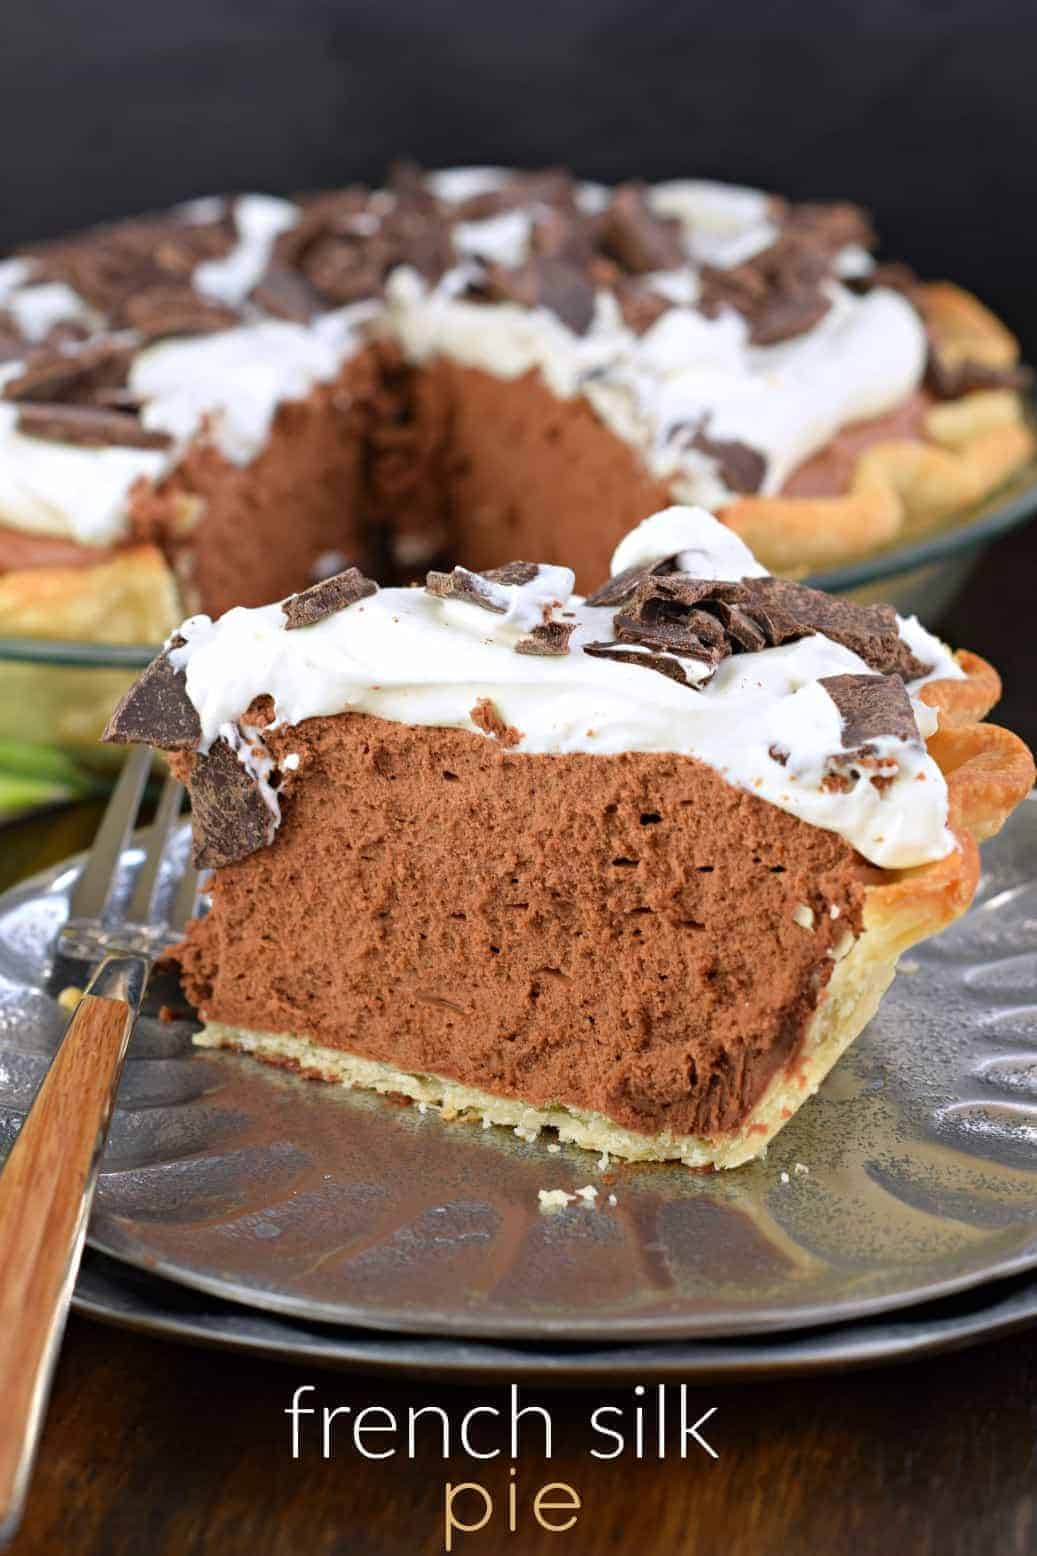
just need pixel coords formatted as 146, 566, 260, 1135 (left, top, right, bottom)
104, 506, 1034, 1169
1, 165, 1034, 647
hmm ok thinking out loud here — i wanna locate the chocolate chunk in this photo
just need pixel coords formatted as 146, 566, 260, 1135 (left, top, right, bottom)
426, 562, 539, 613
3, 337, 136, 403
303, 234, 385, 304
849, 260, 920, 301
450, 168, 579, 225
740, 578, 931, 679
820, 672, 920, 749
123, 285, 239, 340
282, 567, 378, 629
189, 737, 276, 869
586, 568, 930, 682
690, 426, 767, 493
599, 184, 685, 274
749, 289, 831, 347
0, 316, 27, 362
482, 257, 596, 335
710, 598, 769, 653
612, 575, 743, 668
696, 199, 872, 348
532, 258, 597, 335
925, 351, 1034, 401
15, 402, 172, 449
584, 560, 675, 609
530, 205, 596, 266
819, 672, 921, 792
27, 211, 235, 319
582, 641, 698, 687
484, 561, 541, 586
250, 266, 323, 323
516, 620, 576, 656
102, 648, 201, 750
784, 201, 876, 255
615, 280, 672, 335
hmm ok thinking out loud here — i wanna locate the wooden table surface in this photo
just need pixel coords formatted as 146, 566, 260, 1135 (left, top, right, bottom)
5, 524, 1037, 1556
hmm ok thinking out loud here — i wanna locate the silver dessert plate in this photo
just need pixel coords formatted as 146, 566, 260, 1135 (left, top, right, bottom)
71, 1248, 1037, 1382
1, 802, 1036, 1342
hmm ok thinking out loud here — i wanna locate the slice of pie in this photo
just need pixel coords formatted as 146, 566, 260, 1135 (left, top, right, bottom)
104, 505, 1034, 1168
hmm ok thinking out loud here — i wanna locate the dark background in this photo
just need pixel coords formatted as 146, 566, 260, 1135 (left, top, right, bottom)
5, 0, 1037, 354
3, 0, 1035, 739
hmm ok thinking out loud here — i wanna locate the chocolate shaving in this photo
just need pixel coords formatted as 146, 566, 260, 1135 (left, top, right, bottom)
102, 646, 201, 750
819, 672, 920, 792
925, 351, 1034, 401
515, 620, 576, 656
585, 568, 931, 686
784, 201, 876, 255
481, 257, 596, 335
16, 402, 172, 449
689, 425, 767, 494
123, 286, 239, 340
451, 168, 579, 224
615, 281, 672, 335
697, 200, 875, 347
599, 184, 685, 274
612, 575, 744, 669
189, 737, 277, 869
483, 561, 541, 586
583, 558, 679, 609
0, 320, 25, 362
2, 337, 136, 403
709, 597, 769, 653
749, 290, 831, 347
820, 672, 920, 749
250, 266, 323, 323
583, 641, 696, 687
27, 211, 235, 319
740, 577, 931, 679
282, 567, 378, 629
426, 561, 540, 612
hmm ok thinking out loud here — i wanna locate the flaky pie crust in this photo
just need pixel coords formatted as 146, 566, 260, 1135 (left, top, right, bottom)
723, 283, 1036, 574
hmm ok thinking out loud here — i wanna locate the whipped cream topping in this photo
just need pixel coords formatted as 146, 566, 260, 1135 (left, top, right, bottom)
402, 173, 926, 500
610, 505, 768, 580
131, 303, 377, 465
167, 506, 961, 869
194, 194, 299, 309
452, 210, 533, 268
390, 265, 927, 502
0, 402, 167, 545
0, 169, 930, 549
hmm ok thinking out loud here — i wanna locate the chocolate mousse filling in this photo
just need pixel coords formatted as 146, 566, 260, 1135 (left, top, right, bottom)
169, 711, 877, 1141
779, 391, 934, 499
0, 371, 938, 601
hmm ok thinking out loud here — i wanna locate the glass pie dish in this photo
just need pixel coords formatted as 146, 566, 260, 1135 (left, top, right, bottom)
0, 460, 1034, 779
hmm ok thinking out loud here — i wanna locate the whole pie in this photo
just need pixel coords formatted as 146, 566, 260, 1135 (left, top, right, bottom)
104, 506, 1035, 1168
1, 165, 1033, 649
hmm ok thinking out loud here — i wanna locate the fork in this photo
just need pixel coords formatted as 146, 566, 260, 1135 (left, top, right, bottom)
0, 746, 198, 1543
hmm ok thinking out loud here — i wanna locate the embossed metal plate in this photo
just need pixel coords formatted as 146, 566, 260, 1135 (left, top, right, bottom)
72, 1249, 1037, 1381
2, 803, 1036, 1341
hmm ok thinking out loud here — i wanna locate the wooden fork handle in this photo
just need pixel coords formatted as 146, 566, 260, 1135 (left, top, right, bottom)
0, 954, 146, 1544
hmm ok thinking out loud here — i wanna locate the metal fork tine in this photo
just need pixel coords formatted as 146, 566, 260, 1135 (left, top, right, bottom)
124, 774, 184, 928
67, 747, 151, 924
170, 856, 201, 934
